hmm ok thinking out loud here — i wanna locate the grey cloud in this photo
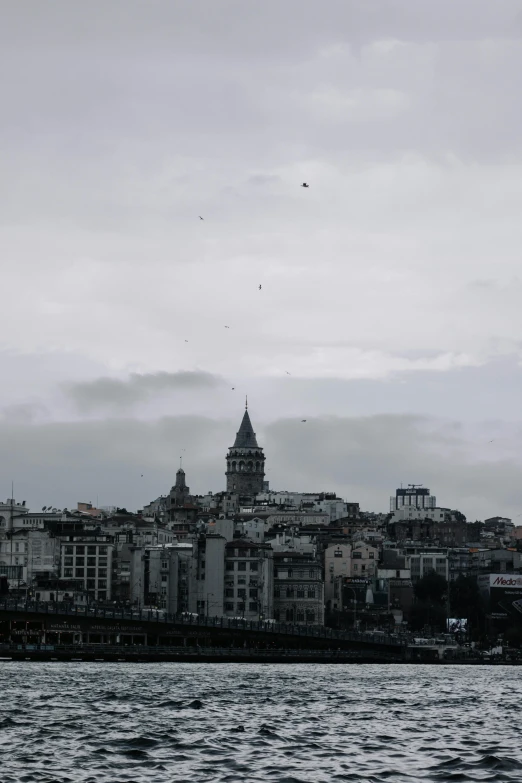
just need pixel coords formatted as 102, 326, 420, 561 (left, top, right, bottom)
0, 403, 49, 425
1, 412, 522, 521
65, 371, 224, 412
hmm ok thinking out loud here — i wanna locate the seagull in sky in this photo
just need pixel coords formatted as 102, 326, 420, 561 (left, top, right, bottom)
199, 216, 204, 220
259, 284, 262, 290
225, 325, 230, 329
301, 183, 309, 188
301, 419, 307, 423
286, 371, 291, 375
185, 340, 188, 342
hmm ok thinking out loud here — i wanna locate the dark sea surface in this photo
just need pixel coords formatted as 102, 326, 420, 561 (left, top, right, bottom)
0, 662, 521, 783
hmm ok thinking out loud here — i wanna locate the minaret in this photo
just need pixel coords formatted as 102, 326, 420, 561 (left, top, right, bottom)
226, 400, 265, 496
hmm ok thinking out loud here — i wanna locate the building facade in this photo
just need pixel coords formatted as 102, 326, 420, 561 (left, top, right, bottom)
273, 552, 324, 625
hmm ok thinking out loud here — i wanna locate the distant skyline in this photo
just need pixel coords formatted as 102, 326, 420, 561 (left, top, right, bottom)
2, 1, 522, 520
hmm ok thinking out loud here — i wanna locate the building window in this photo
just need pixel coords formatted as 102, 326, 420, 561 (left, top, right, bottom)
88, 546, 97, 555
87, 557, 97, 566
75, 557, 85, 566
307, 588, 315, 599
76, 547, 85, 555
287, 587, 294, 598
65, 546, 73, 555
309, 569, 315, 578
249, 562, 258, 571
87, 568, 96, 578
64, 557, 73, 567
353, 564, 358, 571
225, 602, 234, 611
238, 562, 247, 571
75, 568, 84, 577
98, 569, 107, 577
238, 589, 246, 598
64, 568, 73, 578
161, 575, 168, 583
274, 588, 280, 598
249, 549, 257, 558
225, 589, 234, 598
226, 562, 235, 571
297, 588, 304, 598
306, 610, 315, 623
297, 610, 305, 622
369, 552, 375, 559
249, 602, 257, 612
285, 609, 294, 622
249, 588, 258, 598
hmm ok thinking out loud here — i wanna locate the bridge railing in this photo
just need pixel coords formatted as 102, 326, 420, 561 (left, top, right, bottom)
0, 598, 408, 647
0, 642, 401, 660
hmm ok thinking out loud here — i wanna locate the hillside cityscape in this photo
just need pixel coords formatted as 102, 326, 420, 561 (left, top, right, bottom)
1, 405, 520, 655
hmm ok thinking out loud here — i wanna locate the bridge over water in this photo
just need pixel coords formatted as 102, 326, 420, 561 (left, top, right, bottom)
0, 600, 442, 662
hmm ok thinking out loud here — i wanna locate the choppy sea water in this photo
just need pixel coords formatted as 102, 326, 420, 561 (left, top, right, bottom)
0, 663, 521, 783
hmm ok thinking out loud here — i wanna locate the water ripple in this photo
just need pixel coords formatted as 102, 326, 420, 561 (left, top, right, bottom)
0, 663, 521, 782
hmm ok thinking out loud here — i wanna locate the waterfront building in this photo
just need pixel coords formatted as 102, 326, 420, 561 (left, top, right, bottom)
60, 537, 114, 601
273, 551, 324, 625
223, 539, 273, 620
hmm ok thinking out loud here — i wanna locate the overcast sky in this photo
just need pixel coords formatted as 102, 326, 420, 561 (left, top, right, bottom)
2, 1, 522, 520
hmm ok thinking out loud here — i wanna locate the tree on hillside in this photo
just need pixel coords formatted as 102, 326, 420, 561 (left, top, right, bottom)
414, 571, 447, 605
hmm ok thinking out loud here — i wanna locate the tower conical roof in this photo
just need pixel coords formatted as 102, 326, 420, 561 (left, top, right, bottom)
233, 409, 259, 448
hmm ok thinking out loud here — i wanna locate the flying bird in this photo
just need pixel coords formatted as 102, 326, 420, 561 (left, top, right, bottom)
301, 419, 307, 423
141, 474, 144, 477
232, 387, 235, 390
199, 216, 204, 220
259, 284, 262, 290
286, 371, 291, 375
301, 183, 309, 188
185, 340, 188, 342
225, 325, 230, 329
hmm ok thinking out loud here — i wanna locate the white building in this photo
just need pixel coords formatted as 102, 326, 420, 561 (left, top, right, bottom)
409, 552, 449, 583
390, 486, 436, 512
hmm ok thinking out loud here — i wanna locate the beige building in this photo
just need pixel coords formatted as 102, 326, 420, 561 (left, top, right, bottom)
324, 543, 352, 613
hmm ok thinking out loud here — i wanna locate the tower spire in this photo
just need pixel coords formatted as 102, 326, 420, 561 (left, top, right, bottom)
245, 395, 248, 410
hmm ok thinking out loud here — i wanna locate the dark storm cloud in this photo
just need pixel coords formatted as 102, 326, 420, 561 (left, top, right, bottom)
1, 412, 521, 521
66, 371, 224, 412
